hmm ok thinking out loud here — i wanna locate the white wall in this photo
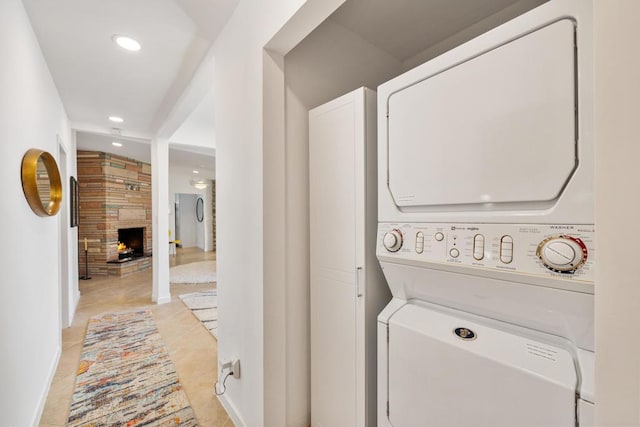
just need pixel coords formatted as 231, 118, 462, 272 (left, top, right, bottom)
168, 170, 212, 251
285, 19, 402, 110
212, 1, 345, 425
0, 0, 72, 425
196, 196, 205, 249
177, 193, 198, 247
594, 1, 640, 425
59, 132, 80, 328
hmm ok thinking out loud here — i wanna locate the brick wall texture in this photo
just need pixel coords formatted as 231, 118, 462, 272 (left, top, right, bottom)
77, 151, 152, 276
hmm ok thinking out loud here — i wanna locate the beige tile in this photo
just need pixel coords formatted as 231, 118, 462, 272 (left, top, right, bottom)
39, 248, 230, 426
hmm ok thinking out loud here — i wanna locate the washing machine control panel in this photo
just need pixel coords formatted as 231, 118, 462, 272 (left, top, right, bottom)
383, 229, 404, 252
377, 223, 595, 291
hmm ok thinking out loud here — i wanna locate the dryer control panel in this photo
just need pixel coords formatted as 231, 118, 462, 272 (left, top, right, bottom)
377, 223, 595, 293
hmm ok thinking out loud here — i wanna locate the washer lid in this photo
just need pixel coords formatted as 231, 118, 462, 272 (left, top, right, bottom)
387, 19, 576, 208
388, 303, 578, 427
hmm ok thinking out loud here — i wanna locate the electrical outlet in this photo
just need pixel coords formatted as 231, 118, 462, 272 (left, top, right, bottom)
231, 359, 241, 379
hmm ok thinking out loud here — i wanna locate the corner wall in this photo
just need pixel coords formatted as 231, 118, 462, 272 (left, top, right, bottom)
594, 0, 640, 424
211, 1, 315, 425
0, 0, 72, 424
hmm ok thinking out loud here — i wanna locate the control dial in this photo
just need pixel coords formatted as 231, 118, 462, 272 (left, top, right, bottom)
383, 229, 403, 252
536, 235, 588, 273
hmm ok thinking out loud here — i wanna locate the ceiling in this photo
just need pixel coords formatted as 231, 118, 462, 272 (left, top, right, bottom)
76, 131, 215, 179
22, 0, 238, 140
331, 0, 548, 63
169, 146, 215, 180
76, 132, 152, 163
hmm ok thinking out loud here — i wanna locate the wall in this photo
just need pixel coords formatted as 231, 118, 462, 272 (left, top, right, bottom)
594, 0, 640, 425
177, 193, 198, 247
212, 0, 347, 425
77, 151, 152, 275
0, 0, 73, 425
285, 19, 402, 110
168, 170, 213, 251
59, 134, 80, 328
211, 180, 216, 250
196, 196, 205, 249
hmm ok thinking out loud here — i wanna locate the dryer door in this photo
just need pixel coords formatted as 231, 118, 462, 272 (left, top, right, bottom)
386, 19, 576, 208
388, 303, 577, 427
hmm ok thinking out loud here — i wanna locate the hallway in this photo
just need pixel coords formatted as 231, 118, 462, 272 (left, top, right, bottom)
40, 248, 230, 426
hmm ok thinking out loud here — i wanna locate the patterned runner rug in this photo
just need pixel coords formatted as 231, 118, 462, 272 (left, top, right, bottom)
179, 290, 217, 339
67, 309, 198, 426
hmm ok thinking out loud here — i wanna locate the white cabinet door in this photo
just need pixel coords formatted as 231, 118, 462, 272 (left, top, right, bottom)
310, 89, 364, 427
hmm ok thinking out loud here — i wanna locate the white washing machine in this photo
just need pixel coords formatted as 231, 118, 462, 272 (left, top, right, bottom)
376, 1, 595, 425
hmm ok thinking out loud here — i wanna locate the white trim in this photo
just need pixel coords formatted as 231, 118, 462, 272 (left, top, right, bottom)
217, 393, 245, 427
31, 345, 61, 427
156, 295, 172, 305
70, 289, 81, 323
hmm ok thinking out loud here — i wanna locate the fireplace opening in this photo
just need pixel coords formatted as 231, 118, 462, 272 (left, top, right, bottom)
117, 227, 144, 260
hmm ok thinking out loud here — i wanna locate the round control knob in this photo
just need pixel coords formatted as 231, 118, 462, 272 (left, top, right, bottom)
449, 248, 460, 258
536, 235, 588, 273
383, 229, 403, 252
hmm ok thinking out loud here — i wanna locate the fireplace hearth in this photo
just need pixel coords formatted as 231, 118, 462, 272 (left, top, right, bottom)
117, 227, 144, 260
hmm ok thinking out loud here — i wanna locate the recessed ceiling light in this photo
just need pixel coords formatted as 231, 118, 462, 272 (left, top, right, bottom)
112, 142, 123, 147
193, 170, 199, 174
109, 116, 124, 123
113, 35, 141, 52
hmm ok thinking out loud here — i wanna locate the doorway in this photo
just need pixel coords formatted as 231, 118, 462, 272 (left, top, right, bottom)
58, 138, 70, 328
175, 193, 205, 249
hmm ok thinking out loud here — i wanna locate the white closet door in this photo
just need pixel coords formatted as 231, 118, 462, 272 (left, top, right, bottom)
310, 91, 360, 427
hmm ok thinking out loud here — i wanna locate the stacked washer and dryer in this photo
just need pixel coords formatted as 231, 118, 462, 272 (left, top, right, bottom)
376, 1, 595, 426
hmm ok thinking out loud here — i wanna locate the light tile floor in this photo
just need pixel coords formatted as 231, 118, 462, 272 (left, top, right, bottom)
39, 248, 232, 426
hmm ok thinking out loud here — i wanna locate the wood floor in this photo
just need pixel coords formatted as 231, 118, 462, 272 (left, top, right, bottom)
39, 248, 231, 426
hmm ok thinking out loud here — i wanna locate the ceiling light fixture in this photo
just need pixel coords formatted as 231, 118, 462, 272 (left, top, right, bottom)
113, 35, 141, 52
190, 178, 208, 190
109, 116, 124, 123
112, 142, 123, 147
193, 170, 199, 174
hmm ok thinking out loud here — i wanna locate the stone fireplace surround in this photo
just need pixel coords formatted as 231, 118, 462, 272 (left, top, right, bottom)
77, 151, 152, 276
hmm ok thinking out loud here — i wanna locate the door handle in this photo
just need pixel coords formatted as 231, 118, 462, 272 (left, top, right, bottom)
356, 266, 363, 298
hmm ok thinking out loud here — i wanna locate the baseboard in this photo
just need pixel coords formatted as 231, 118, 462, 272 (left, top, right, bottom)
156, 294, 171, 305
217, 393, 245, 427
31, 344, 61, 427
70, 289, 81, 324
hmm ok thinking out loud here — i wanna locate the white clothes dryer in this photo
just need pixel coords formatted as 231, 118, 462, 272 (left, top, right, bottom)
376, 1, 595, 425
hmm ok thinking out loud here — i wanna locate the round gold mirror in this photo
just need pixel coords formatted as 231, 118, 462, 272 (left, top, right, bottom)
21, 149, 62, 216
